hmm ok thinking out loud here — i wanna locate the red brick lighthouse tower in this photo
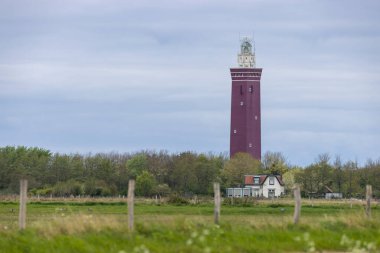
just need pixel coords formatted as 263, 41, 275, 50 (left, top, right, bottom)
230, 37, 262, 160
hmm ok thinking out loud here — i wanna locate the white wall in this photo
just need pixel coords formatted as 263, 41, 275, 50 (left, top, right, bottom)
262, 176, 284, 198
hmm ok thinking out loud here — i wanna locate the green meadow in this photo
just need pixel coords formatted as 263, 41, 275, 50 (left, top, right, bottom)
0, 199, 379, 252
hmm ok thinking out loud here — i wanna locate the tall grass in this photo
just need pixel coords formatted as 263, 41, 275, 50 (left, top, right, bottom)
0, 199, 379, 252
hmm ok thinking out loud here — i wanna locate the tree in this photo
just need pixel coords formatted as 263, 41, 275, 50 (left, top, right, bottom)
314, 153, 333, 194
261, 151, 289, 175
282, 167, 302, 193
343, 160, 360, 198
295, 165, 318, 197
222, 153, 261, 188
0, 146, 51, 192
363, 159, 380, 197
126, 154, 149, 178
168, 152, 198, 194
146, 150, 171, 184
333, 156, 344, 193
48, 154, 72, 184
136, 171, 157, 197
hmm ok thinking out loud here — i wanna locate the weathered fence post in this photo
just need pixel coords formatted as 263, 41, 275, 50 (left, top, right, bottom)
293, 185, 301, 225
19, 179, 28, 230
128, 180, 135, 232
366, 185, 372, 219
214, 182, 221, 225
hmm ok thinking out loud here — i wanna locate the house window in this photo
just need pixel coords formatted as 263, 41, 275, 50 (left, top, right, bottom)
254, 177, 260, 184
269, 177, 274, 185
243, 188, 250, 197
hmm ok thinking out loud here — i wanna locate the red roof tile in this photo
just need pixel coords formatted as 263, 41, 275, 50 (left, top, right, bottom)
244, 175, 253, 185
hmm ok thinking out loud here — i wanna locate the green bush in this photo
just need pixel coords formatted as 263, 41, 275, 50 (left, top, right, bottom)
135, 171, 157, 197
167, 194, 190, 205
34, 187, 53, 196
83, 179, 116, 196
52, 180, 83, 196
222, 197, 257, 206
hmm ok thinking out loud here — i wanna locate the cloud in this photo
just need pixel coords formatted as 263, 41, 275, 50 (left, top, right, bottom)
0, 0, 379, 165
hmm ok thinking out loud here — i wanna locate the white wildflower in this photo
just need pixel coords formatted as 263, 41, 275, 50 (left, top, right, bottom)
204, 247, 211, 253
340, 234, 350, 246
191, 231, 198, 238
203, 229, 210, 236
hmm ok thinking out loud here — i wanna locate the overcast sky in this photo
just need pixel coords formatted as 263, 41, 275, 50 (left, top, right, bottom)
0, 0, 379, 166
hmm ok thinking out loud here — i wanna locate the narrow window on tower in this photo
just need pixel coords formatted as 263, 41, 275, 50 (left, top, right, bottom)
254, 115, 258, 120
249, 143, 252, 148
233, 129, 237, 134
240, 101, 244, 106
240, 85, 243, 95
249, 86, 253, 93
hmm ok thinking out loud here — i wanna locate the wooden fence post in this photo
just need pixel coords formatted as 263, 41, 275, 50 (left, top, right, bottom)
293, 185, 301, 225
214, 182, 221, 225
128, 180, 135, 232
19, 179, 28, 230
366, 185, 372, 219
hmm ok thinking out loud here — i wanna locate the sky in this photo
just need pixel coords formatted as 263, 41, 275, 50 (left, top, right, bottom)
0, 0, 379, 166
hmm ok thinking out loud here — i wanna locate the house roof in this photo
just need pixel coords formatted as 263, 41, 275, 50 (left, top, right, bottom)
324, 185, 333, 193
244, 174, 285, 186
275, 175, 285, 186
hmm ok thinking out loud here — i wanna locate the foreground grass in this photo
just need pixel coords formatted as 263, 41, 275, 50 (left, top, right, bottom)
0, 199, 379, 252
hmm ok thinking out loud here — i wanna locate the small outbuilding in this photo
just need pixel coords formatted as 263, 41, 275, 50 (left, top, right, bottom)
324, 186, 343, 199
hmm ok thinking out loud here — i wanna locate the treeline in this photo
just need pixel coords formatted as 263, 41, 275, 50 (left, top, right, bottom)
0, 146, 379, 198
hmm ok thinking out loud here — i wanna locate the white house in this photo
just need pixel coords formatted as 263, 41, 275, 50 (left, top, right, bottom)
226, 174, 285, 198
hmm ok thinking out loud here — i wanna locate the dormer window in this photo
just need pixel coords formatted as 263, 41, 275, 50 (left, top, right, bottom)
269, 177, 274, 185
254, 176, 260, 184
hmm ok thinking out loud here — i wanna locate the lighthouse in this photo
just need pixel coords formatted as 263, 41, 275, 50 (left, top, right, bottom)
230, 37, 262, 160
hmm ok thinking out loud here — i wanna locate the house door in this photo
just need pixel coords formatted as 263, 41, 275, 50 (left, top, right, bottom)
268, 189, 275, 198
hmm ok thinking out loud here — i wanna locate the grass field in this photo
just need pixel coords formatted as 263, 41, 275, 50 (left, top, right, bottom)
0, 198, 379, 252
